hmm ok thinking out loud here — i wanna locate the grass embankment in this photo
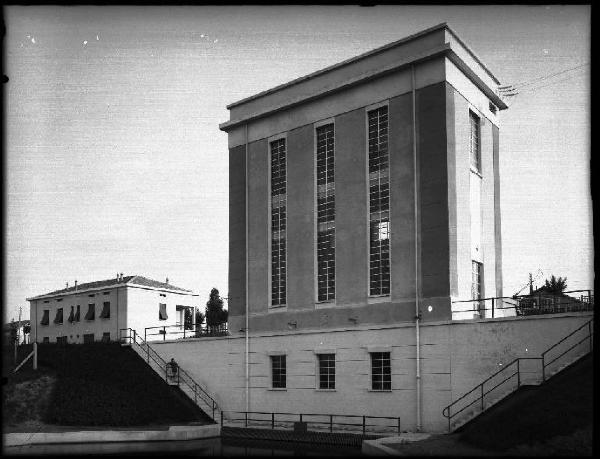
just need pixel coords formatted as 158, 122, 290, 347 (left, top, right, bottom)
458, 352, 593, 454
2, 343, 211, 431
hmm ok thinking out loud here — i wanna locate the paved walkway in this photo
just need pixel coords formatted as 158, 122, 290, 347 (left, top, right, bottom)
363, 433, 506, 456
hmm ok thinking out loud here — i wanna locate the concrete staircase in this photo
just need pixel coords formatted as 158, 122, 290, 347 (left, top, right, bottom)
444, 318, 593, 432
120, 328, 221, 424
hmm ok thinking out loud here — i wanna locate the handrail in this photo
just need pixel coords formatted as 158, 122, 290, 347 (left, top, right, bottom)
221, 410, 401, 435
144, 324, 229, 341
442, 318, 593, 431
119, 327, 221, 421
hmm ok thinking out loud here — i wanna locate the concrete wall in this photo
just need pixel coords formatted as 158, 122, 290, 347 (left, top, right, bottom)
151, 312, 592, 433
126, 287, 200, 342
30, 287, 128, 344
228, 144, 247, 318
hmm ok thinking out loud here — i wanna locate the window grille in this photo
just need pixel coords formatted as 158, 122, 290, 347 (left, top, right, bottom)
368, 106, 391, 296
54, 308, 63, 325
100, 302, 110, 319
40, 310, 49, 326
84, 304, 95, 321
271, 355, 286, 388
83, 333, 95, 344
317, 353, 336, 390
316, 124, 335, 301
371, 352, 391, 391
471, 261, 483, 316
271, 138, 287, 306
470, 111, 481, 173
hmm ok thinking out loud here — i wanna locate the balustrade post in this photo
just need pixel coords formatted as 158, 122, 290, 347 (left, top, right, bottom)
541, 355, 546, 382
221, 410, 224, 426
272, 413, 275, 429
245, 411, 248, 427
133, 330, 137, 345
363, 416, 366, 435
144, 329, 147, 342
163, 326, 166, 341
300, 413, 303, 423
212, 401, 215, 420
147, 344, 150, 363
492, 298, 495, 318
398, 418, 401, 435
330, 415, 333, 432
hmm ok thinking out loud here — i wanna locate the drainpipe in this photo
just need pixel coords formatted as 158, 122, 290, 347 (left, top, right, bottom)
245, 122, 250, 414
411, 64, 422, 432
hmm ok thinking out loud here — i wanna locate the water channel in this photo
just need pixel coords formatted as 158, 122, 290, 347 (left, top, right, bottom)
7, 437, 364, 456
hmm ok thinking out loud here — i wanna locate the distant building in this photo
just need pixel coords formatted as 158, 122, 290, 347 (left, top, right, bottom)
517, 286, 593, 315
27, 275, 200, 344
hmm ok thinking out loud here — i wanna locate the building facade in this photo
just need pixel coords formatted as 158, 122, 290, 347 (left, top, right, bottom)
220, 23, 506, 334
27, 275, 200, 344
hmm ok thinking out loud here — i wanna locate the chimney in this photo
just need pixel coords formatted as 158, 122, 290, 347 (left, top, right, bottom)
65, 282, 69, 289
116, 273, 120, 282
166, 277, 169, 284
120, 272, 124, 282
75, 280, 78, 291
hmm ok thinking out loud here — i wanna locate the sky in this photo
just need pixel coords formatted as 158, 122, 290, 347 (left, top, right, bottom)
4, 5, 592, 322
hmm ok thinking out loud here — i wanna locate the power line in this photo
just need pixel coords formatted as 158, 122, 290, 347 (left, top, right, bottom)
498, 61, 589, 95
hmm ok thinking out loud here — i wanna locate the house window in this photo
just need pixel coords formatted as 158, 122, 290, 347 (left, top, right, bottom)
316, 123, 336, 302
271, 138, 287, 307
159, 303, 168, 320
83, 333, 95, 344
84, 304, 95, 321
101, 332, 110, 343
68, 306, 75, 323
271, 355, 286, 389
40, 310, 50, 326
53, 308, 63, 325
57, 336, 67, 346
42, 337, 50, 344
75, 305, 81, 322
472, 261, 484, 316
317, 353, 335, 390
100, 302, 110, 319
368, 106, 390, 296
103, 291, 110, 295
469, 110, 481, 173
371, 352, 391, 391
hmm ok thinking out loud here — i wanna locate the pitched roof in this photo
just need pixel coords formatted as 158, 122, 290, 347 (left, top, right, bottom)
27, 275, 193, 300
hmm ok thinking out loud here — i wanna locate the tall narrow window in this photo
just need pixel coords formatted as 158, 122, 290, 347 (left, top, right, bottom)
371, 351, 391, 391
271, 138, 287, 306
316, 123, 336, 302
317, 353, 336, 390
40, 310, 49, 326
100, 302, 110, 319
471, 261, 484, 317
75, 305, 80, 322
271, 355, 286, 389
85, 304, 95, 321
158, 303, 168, 320
54, 308, 63, 325
368, 106, 390, 296
469, 111, 481, 173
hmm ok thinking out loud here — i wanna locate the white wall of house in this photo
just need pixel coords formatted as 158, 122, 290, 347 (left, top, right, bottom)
150, 312, 592, 433
125, 287, 200, 342
30, 286, 128, 344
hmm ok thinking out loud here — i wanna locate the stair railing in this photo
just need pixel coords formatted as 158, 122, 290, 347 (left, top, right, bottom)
442, 318, 593, 432
119, 327, 220, 422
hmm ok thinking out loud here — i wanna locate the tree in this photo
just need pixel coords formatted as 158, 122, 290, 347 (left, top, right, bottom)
205, 288, 228, 334
544, 275, 568, 294
184, 308, 194, 330
195, 309, 205, 335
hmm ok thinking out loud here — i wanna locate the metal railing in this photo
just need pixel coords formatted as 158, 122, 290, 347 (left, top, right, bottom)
452, 290, 594, 320
119, 328, 220, 422
221, 410, 401, 435
144, 323, 229, 342
442, 318, 593, 432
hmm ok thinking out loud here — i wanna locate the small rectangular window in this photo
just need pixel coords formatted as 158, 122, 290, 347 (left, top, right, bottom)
371, 352, 391, 391
83, 333, 95, 344
100, 302, 110, 319
53, 308, 63, 324
57, 336, 67, 346
101, 332, 110, 343
84, 304, 95, 321
88, 294, 95, 298
271, 355, 286, 389
317, 354, 335, 390
472, 261, 484, 316
469, 111, 481, 173
40, 310, 50, 326
159, 303, 168, 320
103, 292, 110, 295
56, 298, 63, 302
42, 337, 50, 344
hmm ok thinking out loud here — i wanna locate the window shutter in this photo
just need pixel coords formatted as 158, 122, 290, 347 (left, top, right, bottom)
40, 310, 49, 326
159, 303, 168, 320
85, 304, 95, 321
53, 308, 63, 324
100, 302, 110, 319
